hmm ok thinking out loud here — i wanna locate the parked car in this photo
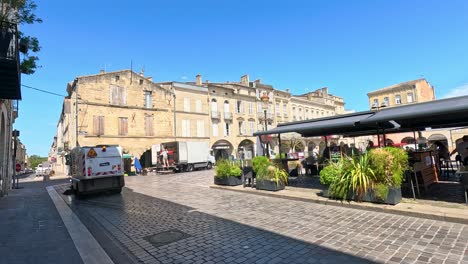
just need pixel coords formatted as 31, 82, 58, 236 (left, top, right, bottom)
35, 163, 51, 176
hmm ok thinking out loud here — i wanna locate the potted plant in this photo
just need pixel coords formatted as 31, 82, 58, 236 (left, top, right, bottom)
319, 158, 349, 196
214, 159, 242, 186
325, 147, 408, 205
256, 165, 288, 191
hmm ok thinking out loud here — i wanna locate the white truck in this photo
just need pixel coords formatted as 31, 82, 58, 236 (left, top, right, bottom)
35, 162, 52, 177
155, 141, 215, 172
69, 145, 125, 196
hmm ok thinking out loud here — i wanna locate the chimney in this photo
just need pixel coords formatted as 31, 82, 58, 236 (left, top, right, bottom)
100, 69, 106, 74
240, 74, 249, 86
196, 74, 202, 85
205, 80, 209, 84
254, 79, 261, 84
285, 88, 290, 93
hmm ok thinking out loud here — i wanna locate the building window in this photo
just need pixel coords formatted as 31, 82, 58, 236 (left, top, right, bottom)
195, 99, 202, 113
372, 98, 379, 108
118, 117, 128, 136
395, 95, 401, 104
184, 98, 190, 112
212, 122, 219, 137
115, 75, 120, 82
110, 85, 126, 105
236, 101, 244, 113
181, 120, 191, 137
383, 97, 389, 106
224, 122, 230, 136
144, 91, 152, 108
197, 120, 204, 137
407, 93, 414, 103
305, 109, 309, 119
93, 116, 104, 136
139, 79, 143, 85
145, 115, 154, 136
276, 103, 280, 114
249, 121, 255, 134
248, 102, 253, 114
238, 121, 243, 135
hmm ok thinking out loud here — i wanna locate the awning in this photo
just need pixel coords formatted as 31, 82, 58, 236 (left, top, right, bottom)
254, 112, 387, 137
360, 95, 468, 130
122, 154, 133, 159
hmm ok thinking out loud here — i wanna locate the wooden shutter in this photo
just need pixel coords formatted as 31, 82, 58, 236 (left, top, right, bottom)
145, 115, 153, 136
197, 120, 204, 137
93, 116, 99, 135
99, 116, 104, 135
120, 86, 126, 105
119, 117, 128, 136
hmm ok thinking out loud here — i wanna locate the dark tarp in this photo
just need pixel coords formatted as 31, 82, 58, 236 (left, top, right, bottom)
254, 95, 468, 137
360, 95, 468, 130
254, 112, 387, 137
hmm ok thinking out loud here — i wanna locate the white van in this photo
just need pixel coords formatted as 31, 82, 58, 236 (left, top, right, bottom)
69, 145, 125, 196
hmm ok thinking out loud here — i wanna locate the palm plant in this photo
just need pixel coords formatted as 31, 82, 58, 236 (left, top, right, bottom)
330, 153, 375, 201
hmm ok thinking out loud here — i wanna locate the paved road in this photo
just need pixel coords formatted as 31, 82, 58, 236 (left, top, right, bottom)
57, 170, 468, 264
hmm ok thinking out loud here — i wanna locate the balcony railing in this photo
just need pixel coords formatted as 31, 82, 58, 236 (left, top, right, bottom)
211, 111, 220, 119
0, 21, 19, 61
0, 21, 21, 99
224, 112, 233, 120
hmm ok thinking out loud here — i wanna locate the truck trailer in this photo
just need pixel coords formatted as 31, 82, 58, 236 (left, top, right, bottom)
69, 145, 125, 196
155, 141, 215, 172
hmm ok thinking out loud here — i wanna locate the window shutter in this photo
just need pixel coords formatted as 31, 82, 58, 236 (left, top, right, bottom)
145, 116, 153, 136
99, 116, 105, 135
93, 116, 99, 135
120, 87, 126, 105
196, 100, 202, 113
197, 120, 204, 137
184, 98, 190, 112
212, 123, 218, 137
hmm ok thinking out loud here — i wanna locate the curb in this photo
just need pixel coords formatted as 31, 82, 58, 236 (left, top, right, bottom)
210, 185, 468, 225
47, 186, 114, 264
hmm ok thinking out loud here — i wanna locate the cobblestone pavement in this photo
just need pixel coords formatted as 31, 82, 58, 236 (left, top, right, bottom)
56, 170, 468, 264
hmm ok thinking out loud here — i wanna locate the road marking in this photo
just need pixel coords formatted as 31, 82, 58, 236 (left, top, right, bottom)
47, 186, 114, 264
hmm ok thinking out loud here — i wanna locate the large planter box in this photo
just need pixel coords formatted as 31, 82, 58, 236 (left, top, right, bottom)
321, 187, 402, 205
214, 176, 242, 186
256, 180, 285, 191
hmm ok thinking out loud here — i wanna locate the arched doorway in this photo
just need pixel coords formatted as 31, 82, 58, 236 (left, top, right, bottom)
212, 140, 233, 161
401, 137, 416, 144
238, 139, 255, 160
428, 134, 448, 147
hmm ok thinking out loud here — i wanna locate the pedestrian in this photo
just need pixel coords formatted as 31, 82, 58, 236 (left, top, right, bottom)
450, 136, 468, 165
160, 147, 169, 168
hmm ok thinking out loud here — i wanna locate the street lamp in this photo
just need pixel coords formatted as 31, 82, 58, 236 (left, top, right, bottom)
260, 92, 270, 157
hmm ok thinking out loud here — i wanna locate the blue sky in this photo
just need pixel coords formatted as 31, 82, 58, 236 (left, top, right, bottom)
16, 0, 468, 156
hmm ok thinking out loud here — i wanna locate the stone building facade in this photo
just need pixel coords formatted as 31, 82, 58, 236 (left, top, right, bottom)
367, 79, 467, 152
52, 70, 347, 171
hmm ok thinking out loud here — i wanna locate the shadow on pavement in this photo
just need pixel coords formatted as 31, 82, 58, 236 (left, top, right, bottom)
58, 185, 375, 264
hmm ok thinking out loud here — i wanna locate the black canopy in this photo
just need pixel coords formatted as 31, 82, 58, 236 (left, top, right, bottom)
254, 95, 468, 137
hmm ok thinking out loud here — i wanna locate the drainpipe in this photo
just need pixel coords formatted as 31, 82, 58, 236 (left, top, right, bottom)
172, 84, 177, 141
75, 84, 79, 147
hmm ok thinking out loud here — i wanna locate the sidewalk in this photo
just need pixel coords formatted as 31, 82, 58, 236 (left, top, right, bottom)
211, 183, 468, 225
0, 173, 83, 264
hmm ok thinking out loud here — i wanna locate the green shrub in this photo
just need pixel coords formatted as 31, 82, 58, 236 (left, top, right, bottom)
252, 156, 271, 174
215, 159, 241, 178
320, 162, 341, 185
257, 165, 288, 186
369, 147, 408, 188
374, 183, 389, 200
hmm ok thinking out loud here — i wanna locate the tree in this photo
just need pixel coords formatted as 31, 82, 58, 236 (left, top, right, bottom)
0, 0, 42, 74
29, 155, 47, 169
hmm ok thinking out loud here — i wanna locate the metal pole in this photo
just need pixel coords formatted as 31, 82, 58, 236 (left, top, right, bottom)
264, 110, 269, 157
12, 133, 17, 189
75, 86, 79, 147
